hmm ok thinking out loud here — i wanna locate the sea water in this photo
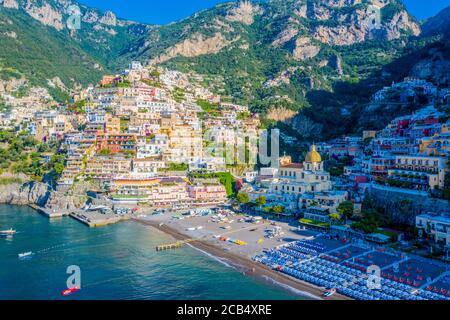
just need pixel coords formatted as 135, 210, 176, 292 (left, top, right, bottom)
0, 205, 302, 300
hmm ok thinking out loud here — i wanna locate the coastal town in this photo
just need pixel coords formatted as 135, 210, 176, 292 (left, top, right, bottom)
1, 62, 450, 300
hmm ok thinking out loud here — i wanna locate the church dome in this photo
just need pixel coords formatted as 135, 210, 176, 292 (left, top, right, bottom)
305, 144, 322, 163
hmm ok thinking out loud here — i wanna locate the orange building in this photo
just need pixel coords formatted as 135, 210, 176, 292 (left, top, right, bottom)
100, 75, 115, 87
96, 133, 137, 154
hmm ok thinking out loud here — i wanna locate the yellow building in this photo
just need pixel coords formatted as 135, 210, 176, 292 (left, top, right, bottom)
388, 155, 448, 190
110, 177, 188, 204
105, 115, 121, 134
84, 157, 132, 180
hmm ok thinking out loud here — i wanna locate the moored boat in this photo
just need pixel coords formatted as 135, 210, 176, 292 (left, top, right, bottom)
61, 287, 80, 296
0, 228, 16, 236
18, 252, 33, 259
323, 288, 337, 297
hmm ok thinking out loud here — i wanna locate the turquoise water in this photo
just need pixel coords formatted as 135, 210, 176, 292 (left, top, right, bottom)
0, 205, 298, 300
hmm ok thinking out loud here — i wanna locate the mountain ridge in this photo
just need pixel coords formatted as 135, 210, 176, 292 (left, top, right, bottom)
0, 0, 449, 140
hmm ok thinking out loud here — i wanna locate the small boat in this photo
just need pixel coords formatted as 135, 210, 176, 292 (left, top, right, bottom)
61, 287, 80, 297
0, 228, 16, 236
18, 252, 33, 259
323, 288, 337, 297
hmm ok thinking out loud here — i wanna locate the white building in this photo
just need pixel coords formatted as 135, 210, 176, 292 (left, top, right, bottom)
264, 145, 345, 212
416, 214, 450, 249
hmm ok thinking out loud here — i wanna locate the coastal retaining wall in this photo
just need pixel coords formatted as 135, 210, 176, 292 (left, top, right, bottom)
369, 184, 450, 225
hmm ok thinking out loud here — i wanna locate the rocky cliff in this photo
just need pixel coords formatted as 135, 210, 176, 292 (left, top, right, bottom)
0, 178, 50, 206
0, 174, 92, 210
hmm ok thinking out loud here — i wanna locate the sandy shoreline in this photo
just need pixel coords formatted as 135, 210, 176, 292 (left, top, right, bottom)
133, 218, 351, 301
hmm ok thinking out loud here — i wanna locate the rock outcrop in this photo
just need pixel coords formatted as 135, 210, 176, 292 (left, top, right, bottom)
24, 1, 64, 31
99, 11, 117, 26
0, 174, 93, 210
0, 179, 50, 206
292, 37, 321, 61
82, 10, 99, 24
2, 0, 19, 9
44, 190, 85, 211
272, 27, 299, 47
328, 55, 343, 75
410, 48, 450, 86
154, 32, 237, 64
288, 114, 324, 139
312, 5, 420, 46
266, 107, 297, 122
226, 1, 263, 25
384, 11, 421, 40
1, 30, 17, 38
45, 180, 98, 211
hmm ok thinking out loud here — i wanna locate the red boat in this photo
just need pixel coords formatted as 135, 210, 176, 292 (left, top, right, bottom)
61, 287, 80, 296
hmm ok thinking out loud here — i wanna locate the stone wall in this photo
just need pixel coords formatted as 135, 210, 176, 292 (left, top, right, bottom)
369, 184, 450, 225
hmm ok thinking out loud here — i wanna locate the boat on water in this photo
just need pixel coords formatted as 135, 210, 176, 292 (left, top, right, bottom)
18, 252, 33, 259
323, 288, 337, 297
61, 287, 80, 297
0, 228, 16, 236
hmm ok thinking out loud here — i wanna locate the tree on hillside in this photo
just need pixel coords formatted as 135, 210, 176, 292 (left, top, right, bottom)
255, 196, 266, 207
329, 213, 341, 223
236, 192, 250, 204
272, 205, 285, 218
337, 201, 354, 222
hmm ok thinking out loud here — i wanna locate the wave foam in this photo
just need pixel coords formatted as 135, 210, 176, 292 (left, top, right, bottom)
261, 275, 322, 300
186, 243, 235, 269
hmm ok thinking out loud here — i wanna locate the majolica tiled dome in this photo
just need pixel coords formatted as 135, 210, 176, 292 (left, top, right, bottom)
305, 144, 322, 163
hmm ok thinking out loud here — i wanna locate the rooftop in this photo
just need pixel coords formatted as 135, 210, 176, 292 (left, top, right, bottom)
281, 163, 303, 169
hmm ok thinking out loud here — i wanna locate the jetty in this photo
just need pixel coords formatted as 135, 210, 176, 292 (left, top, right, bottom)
156, 239, 195, 251
29, 204, 69, 218
69, 212, 130, 228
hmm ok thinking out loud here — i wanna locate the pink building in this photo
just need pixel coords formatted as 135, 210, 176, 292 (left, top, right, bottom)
188, 184, 227, 202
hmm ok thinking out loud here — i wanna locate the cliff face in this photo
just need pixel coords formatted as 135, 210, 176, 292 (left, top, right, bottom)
0, 180, 50, 206
44, 190, 87, 211
410, 47, 450, 86
44, 180, 98, 211
146, 0, 420, 63
0, 174, 92, 211
153, 32, 239, 64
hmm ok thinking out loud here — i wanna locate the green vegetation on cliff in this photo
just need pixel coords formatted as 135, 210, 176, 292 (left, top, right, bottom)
0, 130, 65, 182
